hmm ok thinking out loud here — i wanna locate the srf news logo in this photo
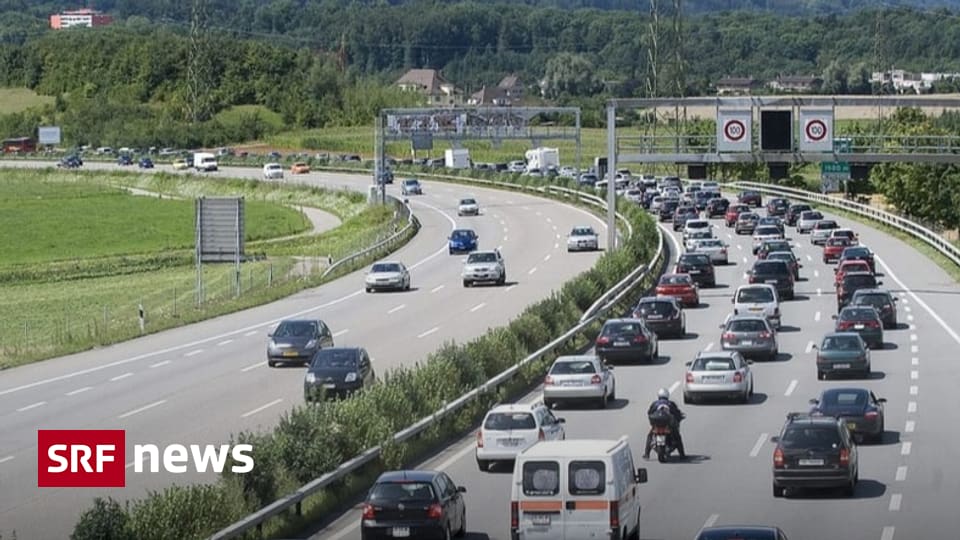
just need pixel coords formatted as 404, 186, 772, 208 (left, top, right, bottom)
37, 430, 254, 488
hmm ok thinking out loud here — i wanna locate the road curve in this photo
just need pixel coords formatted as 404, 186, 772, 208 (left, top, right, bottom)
0, 162, 610, 539
312, 199, 960, 540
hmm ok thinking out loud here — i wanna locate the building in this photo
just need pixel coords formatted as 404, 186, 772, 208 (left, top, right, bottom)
467, 86, 510, 106
871, 69, 960, 93
715, 77, 762, 96
497, 74, 524, 104
395, 69, 462, 106
49, 9, 113, 30
2, 137, 36, 153
768, 75, 823, 93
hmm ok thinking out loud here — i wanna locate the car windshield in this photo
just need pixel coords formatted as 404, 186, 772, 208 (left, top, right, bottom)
601, 322, 642, 337
311, 349, 358, 369
467, 252, 497, 263
572, 227, 595, 236
801, 211, 823, 220
660, 275, 692, 286
737, 287, 774, 303
460, 198, 476, 205
550, 360, 597, 375
841, 262, 870, 273
840, 308, 877, 321
687, 221, 708, 229
484, 412, 536, 430
404, 180, 419, 185
822, 335, 862, 351
369, 481, 436, 502
780, 426, 842, 450
753, 262, 788, 274
637, 301, 675, 316
821, 391, 868, 407
834, 230, 854, 238
371, 263, 402, 273
728, 319, 768, 332
274, 321, 316, 337
451, 230, 473, 239
692, 357, 736, 371
756, 226, 780, 236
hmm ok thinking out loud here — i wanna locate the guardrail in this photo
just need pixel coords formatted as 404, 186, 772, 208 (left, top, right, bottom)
727, 181, 960, 268
209, 179, 661, 540
321, 196, 417, 278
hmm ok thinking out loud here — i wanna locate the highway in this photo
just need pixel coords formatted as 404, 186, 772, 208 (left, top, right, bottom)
312, 199, 960, 540
0, 163, 610, 539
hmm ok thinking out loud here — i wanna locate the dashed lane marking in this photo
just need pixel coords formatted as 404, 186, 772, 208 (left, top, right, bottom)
387, 304, 406, 314
784, 380, 798, 396
814, 269, 820, 278
528, 267, 538, 275
184, 349, 203, 357
806, 254, 812, 261
889, 494, 902, 512
240, 398, 283, 419
417, 327, 439, 339
470, 303, 486, 313
217, 339, 234, 346
544, 254, 552, 262
901, 442, 912, 456
65, 387, 92, 396
815, 311, 821, 322
0, 456, 13, 465
150, 360, 171, 368
895, 466, 908, 481
911, 370, 919, 380
909, 385, 918, 395
703, 514, 720, 529
110, 373, 133, 382
912, 357, 919, 366
668, 381, 680, 394
881, 526, 895, 540
907, 401, 917, 413
749, 433, 768, 457
244, 330, 258, 337
505, 285, 517, 293
910, 334, 917, 341
805, 341, 815, 354
430, 285, 444, 293
704, 342, 714, 351
911, 345, 919, 353
553, 242, 558, 249
241, 362, 263, 373
118, 400, 166, 419
816, 288, 822, 297
333, 329, 350, 337
905, 420, 915, 433
16, 401, 46, 412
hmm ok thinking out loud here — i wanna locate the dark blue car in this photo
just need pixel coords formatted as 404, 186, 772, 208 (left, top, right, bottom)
138, 157, 154, 169
448, 229, 478, 254
58, 155, 83, 168
117, 154, 133, 166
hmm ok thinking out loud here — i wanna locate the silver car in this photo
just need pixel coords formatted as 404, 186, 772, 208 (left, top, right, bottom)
732, 284, 781, 329
458, 197, 480, 216
683, 351, 754, 404
810, 219, 840, 245
796, 210, 824, 233
719, 315, 779, 361
364, 260, 411, 292
684, 229, 715, 251
690, 238, 729, 264
542, 355, 616, 409
462, 249, 506, 286
567, 226, 599, 252
752, 225, 784, 253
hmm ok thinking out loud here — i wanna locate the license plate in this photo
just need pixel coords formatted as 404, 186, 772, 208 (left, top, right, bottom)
564, 381, 583, 386
283, 351, 298, 357
532, 514, 551, 526
847, 422, 857, 430
703, 376, 725, 382
854, 324, 865, 329
689, 269, 701, 274
655, 435, 666, 444
749, 307, 762, 312
798, 459, 824, 466
834, 363, 851, 369
741, 340, 753, 346
322, 383, 336, 389
614, 341, 629, 347
392, 527, 410, 537
499, 439, 520, 447
766, 279, 778, 284
648, 314, 663, 320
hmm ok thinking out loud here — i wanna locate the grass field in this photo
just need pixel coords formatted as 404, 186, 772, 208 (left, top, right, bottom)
0, 87, 54, 114
215, 104, 286, 132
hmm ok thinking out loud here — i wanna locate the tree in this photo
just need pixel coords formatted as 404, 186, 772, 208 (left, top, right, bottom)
542, 52, 602, 99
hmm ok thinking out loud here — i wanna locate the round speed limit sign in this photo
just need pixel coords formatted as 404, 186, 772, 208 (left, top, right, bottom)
724, 119, 746, 142
805, 119, 827, 141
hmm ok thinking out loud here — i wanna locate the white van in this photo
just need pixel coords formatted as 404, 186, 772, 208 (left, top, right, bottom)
510, 437, 648, 540
263, 162, 283, 180
732, 283, 781, 329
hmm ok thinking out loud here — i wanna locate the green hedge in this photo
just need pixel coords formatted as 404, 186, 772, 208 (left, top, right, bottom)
70, 175, 660, 540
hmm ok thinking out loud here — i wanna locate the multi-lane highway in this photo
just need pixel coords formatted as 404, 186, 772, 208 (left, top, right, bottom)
312, 197, 960, 540
0, 163, 611, 539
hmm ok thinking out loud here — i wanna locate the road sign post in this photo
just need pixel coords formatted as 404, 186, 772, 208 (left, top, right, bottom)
820, 137, 851, 193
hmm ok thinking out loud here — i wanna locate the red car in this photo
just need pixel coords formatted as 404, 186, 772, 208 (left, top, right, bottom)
822, 237, 852, 263
834, 259, 873, 286
724, 204, 749, 227
655, 273, 700, 307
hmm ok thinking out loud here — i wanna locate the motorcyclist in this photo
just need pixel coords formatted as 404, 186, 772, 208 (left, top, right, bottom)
643, 388, 686, 459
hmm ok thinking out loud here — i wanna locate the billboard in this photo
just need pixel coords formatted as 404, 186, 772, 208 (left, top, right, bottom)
38, 126, 61, 146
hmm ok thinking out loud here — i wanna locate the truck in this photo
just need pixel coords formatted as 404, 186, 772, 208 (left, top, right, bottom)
525, 147, 559, 173
193, 152, 218, 172
444, 148, 471, 169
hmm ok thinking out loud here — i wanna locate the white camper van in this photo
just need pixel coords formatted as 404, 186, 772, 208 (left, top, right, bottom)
510, 437, 648, 540
525, 147, 559, 173
193, 152, 218, 172
444, 148, 471, 169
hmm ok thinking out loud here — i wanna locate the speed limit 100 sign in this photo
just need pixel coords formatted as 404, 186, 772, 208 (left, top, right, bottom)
805, 119, 827, 141
724, 119, 746, 142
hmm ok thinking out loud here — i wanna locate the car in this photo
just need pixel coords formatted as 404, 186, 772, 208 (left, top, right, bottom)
673, 207, 699, 231
684, 229, 715, 250
542, 355, 616, 409
839, 246, 877, 273
834, 259, 873, 286
625, 187, 645, 204
771, 413, 859, 498
705, 197, 730, 218
683, 218, 712, 239
448, 228, 478, 254
810, 219, 840, 245
695, 526, 790, 540
360, 470, 467, 540
683, 351, 754, 404
822, 236, 852, 263
784, 203, 812, 226
830, 228, 859, 246
757, 216, 785, 234
658, 200, 679, 222
631, 296, 686, 338
690, 238, 729, 264
462, 249, 506, 287
765, 197, 790, 217
747, 259, 795, 300
303, 347, 375, 401
172, 157, 190, 170
751, 226, 784, 254
290, 162, 310, 174
795, 210, 824, 233
595, 318, 659, 363
377, 168, 395, 184
809, 387, 886, 444
138, 157, 154, 169
457, 197, 480, 216
475, 402, 565, 470
833, 306, 884, 349
567, 226, 599, 252
117, 154, 133, 166
813, 332, 871, 379
364, 260, 411, 292
655, 273, 699, 307
719, 315, 778, 361
58, 155, 83, 168
837, 272, 881, 310
734, 212, 759, 235
732, 284, 781, 329
693, 190, 718, 210
649, 195, 664, 212
755, 239, 793, 260
738, 190, 762, 207
850, 289, 899, 329
725, 203, 749, 227
766, 251, 801, 280
266, 319, 335, 367
676, 252, 716, 287
262, 162, 283, 180
400, 178, 423, 195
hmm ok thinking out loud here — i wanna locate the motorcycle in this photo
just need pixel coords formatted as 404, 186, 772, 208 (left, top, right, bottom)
648, 412, 685, 463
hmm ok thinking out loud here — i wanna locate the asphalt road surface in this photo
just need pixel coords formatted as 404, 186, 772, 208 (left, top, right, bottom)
312, 199, 960, 540
0, 162, 609, 539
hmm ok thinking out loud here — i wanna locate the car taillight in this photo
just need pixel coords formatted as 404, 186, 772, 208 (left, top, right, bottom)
609, 501, 620, 529
544, 375, 555, 385
759, 331, 771, 339
633, 334, 648, 343
773, 447, 784, 468
511, 501, 519, 528
476, 430, 484, 448
839, 448, 850, 466
721, 248, 727, 253
590, 374, 602, 384
838, 321, 853, 330
865, 410, 879, 419
538, 428, 546, 441
733, 372, 743, 383
596, 336, 610, 345
722, 332, 735, 341
426, 503, 443, 519
685, 372, 694, 383
866, 320, 880, 328
883, 304, 892, 310
749, 276, 759, 284
362, 503, 376, 520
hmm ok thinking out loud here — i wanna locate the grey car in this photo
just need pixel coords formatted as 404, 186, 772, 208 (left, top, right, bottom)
813, 332, 871, 380
303, 347, 375, 401
683, 351, 754, 404
267, 319, 335, 367
719, 315, 778, 361
364, 260, 411, 292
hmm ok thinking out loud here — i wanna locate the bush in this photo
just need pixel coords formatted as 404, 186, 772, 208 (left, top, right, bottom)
71, 498, 133, 540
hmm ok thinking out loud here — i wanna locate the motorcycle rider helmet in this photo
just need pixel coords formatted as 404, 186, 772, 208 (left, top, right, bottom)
657, 388, 669, 400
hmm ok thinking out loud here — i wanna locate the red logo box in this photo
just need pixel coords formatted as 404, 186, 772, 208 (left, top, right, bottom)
37, 429, 126, 487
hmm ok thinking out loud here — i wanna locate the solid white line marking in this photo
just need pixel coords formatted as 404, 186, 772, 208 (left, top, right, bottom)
333, 329, 350, 337
907, 401, 917, 413
889, 494, 902, 512
387, 304, 406, 314
880, 526, 895, 540
16, 401, 46, 412
217, 339, 233, 346
110, 373, 133, 382
244, 330, 258, 337
66, 386, 92, 396
816, 287, 823, 297
184, 349, 203, 357
815, 311, 821, 322
241, 362, 263, 373
430, 285, 444, 293
911, 370, 919, 380
241, 398, 283, 419
909, 385, 918, 395
0, 456, 13, 465
912, 357, 919, 366
905, 420, 915, 433
528, 267, 538, 275
505, 285, 517, 293
668, 381, 680, 394
704, 342, 714, 351
901, 442, 912, 456
806, 254, 812, 261
895, 466, 908, 481
703, 514, 720, 528
749, 433, 768, 457
555, 233, 561, 239
805, 341, 815, 354
814, 269, 820, 278
878, 255, 960, 346
785, 380, 798, 396
544, 254, 551, 262
470, 303, 486, 313
911, 345, 919, 353
417, 327, 439, 338
118, 400, 166, 419
150, 360, 171, 368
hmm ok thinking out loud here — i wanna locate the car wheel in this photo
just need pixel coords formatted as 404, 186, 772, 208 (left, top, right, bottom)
818, 370, 826, 380
456, 508, 466, 537
773, 483, 785, 498
843, 478, 856, 497
598, 392, 608, 409
610, 384, 616, 401
405, 280, 411, 291
544, 399, 555, 409
498, 274, 506, 286
449, 249, 454, 255
463, 280, 470, 287
740, 388, 750, 404
365, 287, 372, 293
267, 359, 276, 368
873, 420, 885, 443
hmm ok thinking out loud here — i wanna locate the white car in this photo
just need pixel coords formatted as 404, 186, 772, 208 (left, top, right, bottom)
475, 402, 565, 470
751, 225, 784, 253
683, 351, 754, 404
649, 196, 664, 212
683, 219, 712, 240
567, 226, 599, 252
684, 230, 714, 251
700, 181, 721, 193
810, 219, 840, 245
262, 163, 283, 180
691, 238, 729, 264
624, 188, 644, 204
457, 197, 480, 216
558, 166, 579, 178
796, 210, 824, 233
364, 260, 410, 292
508, 160, 526, 173
542, 355, 616, 409
462, 249, 506, 286
731, 284, 781, 329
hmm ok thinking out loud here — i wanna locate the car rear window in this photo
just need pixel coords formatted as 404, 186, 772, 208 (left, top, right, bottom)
572, 227, 595, 236
780, 426, 842, 450
753, 261, 788, 274
839, 308, 878, 321
637, 301, 676, 317
815, 221, 838, 229
568, 461, 605, 495
687, 221, 709, 229
844, 275, 877, 288
756, 226, 780, 236
822, 391, 867, 407
697, 530, 778, 540
550, 360, 597, 375
854, 294, 888, 307
801, 211, 823, 220
737, 288, 774, 303
484, 412, 536, 431
692, 357, 736, 371
822, 335, 862, 350
371, 263, 402, 273
679, 254, 710, 265
522, 461, 560, 496
369, 481, 436, 502
728, 319, 768, 332
601, 322, 643, 336
660, 275, 692, 286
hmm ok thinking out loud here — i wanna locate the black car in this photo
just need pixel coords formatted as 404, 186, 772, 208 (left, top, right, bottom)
850, 289, 898, 329
266, 319, 335, 367
631, 296, 686, 338
772, 413, 859, 498
765, 197, 790, 217
658, 200, 679, 222
595, 318, 659, 363
361, 470, 467, 540
117, 154, 133, 166
839, 246, 877, 274
58, 155, 83, 168
747, 260, 795, 300
138, 157, 154, 169
705, 197, 730, 218
304, 347, 375, 400
809, 387, 886, 444
837, 272, 881, 310
696, 526, 790, 540
738, 190, 762, 207
676, 252, 716, 287
784, 203, 812, 226
673, 208, 699, 231
833, 306, 884, 349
